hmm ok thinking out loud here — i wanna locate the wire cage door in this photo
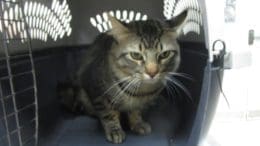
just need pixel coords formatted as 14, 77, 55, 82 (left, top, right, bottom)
0, 0, 38, 146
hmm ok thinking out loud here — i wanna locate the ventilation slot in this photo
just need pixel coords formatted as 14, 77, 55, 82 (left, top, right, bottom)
90, 10, 148, 33
163, 0, 202, 35
0, 0, 72, 43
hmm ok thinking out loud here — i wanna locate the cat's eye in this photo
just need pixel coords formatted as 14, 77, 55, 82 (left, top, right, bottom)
159, 50, 174, 60
130, 52, 143, 60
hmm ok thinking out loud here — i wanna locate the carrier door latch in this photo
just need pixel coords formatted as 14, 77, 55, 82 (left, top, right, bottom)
249, 29, 260, 45
212, 40, 226, 69
212, 39, 252, 69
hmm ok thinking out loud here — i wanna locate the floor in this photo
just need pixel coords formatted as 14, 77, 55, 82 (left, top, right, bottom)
37, 103, 182, 146
38, 116, 170, 146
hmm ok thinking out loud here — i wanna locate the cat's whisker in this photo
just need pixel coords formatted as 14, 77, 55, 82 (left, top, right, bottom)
127, 78, 140, 109
108, 80, 129, 108
167, 72, 194, 81
110, 81, 129, 105
114, 79, 138, 105
164, 77, 181, 103
110, 82, 126, 99
164, 85, 175, 103
165, 76, 193, 102
127, 78, 139, 96
111, 78, 137, 108
128, 79, 137, 97
102, 76, 131, 96
131, 77, 140, 94
130, 78, 141, 108
165, 84, 176, 102
165, 73, 190, 100
168, 81, 181, 98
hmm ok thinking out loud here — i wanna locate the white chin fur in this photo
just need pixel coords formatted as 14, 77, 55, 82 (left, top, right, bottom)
143, 73, 159, 80
143, 73, 152, 79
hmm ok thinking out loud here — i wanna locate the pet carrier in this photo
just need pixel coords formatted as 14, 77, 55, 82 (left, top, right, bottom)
0, 0, 251, 146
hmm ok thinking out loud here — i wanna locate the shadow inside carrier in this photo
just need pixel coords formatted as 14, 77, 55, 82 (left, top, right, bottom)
29, 41, 207, 146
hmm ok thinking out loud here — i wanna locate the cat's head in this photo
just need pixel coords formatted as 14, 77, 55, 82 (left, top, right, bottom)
107, 11, 187, 86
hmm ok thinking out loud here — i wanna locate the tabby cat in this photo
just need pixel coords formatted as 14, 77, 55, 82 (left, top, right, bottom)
58, 10, 188, 143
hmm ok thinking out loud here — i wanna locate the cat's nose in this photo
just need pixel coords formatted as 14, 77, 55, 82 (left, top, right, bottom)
147, 72, 158, 78
145, 63, 159, 78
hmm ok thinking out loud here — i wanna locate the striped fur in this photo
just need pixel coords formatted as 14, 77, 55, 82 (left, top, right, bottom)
59, 11, 187, 144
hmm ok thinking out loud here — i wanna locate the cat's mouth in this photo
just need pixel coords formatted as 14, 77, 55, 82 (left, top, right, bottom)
141, 78, 160, 84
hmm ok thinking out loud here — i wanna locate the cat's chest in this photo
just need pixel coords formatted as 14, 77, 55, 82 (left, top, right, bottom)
117, 95, 158, 111
106, 82, 163, 111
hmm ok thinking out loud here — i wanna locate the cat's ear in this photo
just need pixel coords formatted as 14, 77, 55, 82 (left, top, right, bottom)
165, 10, 188, 36
107, 14, 129, 40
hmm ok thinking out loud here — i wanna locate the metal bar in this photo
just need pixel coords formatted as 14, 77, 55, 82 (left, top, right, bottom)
0, 1, 22, 145
0, 59, 31, 71
19, 0, 39, 145
0, 81, 11, 146
0, 86, 34, 102
1, 1, 39, 146
0, 53, 29, 60
0, 70, 32, 81
0, 85, 34, 101
1, 20, 23, 146
0, 102, 35, 121
22, 135, 35, 146
8, 118, 36, 136
0, 117, 36, 143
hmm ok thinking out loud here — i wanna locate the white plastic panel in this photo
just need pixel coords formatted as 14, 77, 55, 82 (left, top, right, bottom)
90, 10, 148, 33
0, 0, 72, 43
163, 0, 203, 35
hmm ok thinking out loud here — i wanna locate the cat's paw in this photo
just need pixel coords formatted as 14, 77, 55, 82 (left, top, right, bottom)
130, 122, 152, 135
105, 128, 126, 144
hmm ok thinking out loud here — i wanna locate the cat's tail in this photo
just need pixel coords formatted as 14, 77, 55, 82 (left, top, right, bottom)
56, 80, 84, 114
57, 80, 96, 116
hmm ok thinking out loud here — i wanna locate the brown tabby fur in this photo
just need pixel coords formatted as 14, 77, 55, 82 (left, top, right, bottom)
58, 11, 187, 143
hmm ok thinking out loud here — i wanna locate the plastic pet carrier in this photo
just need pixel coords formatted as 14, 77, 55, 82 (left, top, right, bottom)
0, 0, 231, 146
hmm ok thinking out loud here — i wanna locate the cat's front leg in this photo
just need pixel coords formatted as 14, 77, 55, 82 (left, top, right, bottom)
99, 110, 126, 144
128, 110, 151, 135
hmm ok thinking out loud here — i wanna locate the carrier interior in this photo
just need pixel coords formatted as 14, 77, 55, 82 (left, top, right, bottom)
0, 0, 208, 146
34, 42, 208, 146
